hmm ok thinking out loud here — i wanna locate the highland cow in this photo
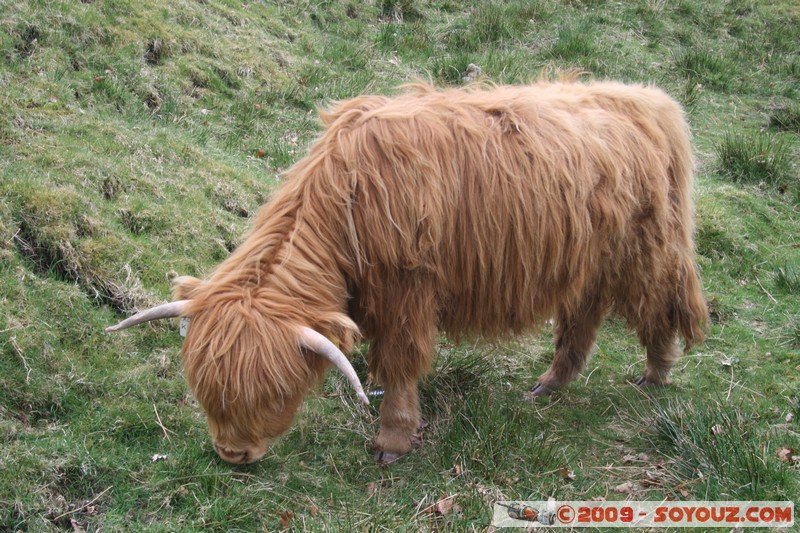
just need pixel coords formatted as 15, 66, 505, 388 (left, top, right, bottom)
107, 79, 708, 465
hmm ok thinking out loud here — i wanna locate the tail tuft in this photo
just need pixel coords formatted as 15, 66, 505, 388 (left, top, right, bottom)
676, 257, 709, 353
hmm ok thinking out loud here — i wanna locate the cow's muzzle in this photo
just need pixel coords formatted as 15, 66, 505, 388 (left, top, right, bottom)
214, 444, 264, 465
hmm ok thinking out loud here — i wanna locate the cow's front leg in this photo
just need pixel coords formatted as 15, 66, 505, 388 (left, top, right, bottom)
373, 378, 421, 464
365, 280, 437, 464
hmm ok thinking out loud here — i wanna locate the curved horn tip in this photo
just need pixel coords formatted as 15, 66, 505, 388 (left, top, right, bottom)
297, 326, 368, 405
104, 300, 191, 333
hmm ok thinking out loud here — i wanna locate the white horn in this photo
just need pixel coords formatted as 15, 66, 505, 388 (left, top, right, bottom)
298, 327, 369, 405
105, 300, 191, 332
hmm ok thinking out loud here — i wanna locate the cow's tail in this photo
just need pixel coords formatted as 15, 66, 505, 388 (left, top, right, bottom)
675, 255, 709, 353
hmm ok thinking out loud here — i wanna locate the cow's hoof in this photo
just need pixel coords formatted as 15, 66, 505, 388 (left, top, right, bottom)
528, 382, 554, 397
632, 375, 667, 387
373, 450, 403, 465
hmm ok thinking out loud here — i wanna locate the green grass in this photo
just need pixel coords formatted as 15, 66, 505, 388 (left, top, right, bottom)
773, 263, 800, 294
638, 398, 797, 500
2, 0, 800, 530
715, 130, 794, 188
675, 48, 737, 92
770, 103, 800, 133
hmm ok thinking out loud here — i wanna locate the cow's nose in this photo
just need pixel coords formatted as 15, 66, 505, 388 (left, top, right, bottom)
215, 445, 249, 464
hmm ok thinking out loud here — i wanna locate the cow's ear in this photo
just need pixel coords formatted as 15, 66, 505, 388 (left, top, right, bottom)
172, 276, 203, 300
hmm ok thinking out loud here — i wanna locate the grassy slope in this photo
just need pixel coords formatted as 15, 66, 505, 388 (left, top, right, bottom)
1, 0, 799, 530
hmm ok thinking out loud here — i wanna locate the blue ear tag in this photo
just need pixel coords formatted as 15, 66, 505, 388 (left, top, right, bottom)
179, 317, 190, 337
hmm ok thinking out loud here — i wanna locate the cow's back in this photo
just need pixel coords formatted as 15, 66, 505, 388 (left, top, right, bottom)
325, 82, 693, 338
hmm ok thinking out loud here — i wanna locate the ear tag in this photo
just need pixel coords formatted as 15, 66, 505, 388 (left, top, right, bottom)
179, 317, 190, 337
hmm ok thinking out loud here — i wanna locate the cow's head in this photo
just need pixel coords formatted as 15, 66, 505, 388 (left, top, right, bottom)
106, 276, 368, 464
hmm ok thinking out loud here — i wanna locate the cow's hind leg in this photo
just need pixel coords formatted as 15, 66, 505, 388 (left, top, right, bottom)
633, 321, 680, 387
531, 294, 606, 396
616, 278, 680, 387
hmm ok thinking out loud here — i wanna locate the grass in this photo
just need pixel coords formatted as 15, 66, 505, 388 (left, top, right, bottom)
770, 103, 800, 133
674, 47, 738, 92
715, 130, 794, 188
2, 0, 799, 530
773, 263, 800, 294
639, 398, 797, 500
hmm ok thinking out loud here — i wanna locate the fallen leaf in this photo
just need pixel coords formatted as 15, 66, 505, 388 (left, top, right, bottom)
278, 510, 293, 528
680, 489, 690, 497
623, 454, 637, 463
777, 446, 799, 464
614, 481, 634, 494
422, 495, 460, 518
309, 504, 318, 517
559, 467, 576, 481
410, 419, 429, 448
786, 412, 795, 423
436, 496, 455, 515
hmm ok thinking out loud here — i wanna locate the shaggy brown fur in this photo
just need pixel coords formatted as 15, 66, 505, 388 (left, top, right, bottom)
173, 79, 708, 463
